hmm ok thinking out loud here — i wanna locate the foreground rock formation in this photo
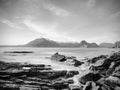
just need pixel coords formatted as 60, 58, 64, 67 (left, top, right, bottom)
51, 51, 120, 90
0, 61, 79, 90
79, 51, 120, 90
0, 51, 120, 90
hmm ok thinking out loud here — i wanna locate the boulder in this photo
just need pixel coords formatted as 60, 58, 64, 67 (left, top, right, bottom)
66, 71, 79, 78
83, 81, 99, 90
87, 55, 107, 64
73, 59, 84, 67
51, 53, 84, 67
65, 59, 84, 67
79, 72, 102, 84
51, 52, 66, 62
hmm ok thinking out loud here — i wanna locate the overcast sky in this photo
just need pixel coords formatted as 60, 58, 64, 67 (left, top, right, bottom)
0, 0, 120, 45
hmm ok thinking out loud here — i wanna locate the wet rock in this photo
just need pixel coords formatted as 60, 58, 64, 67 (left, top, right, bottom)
79, 72, 102, 84
0, 84, 20, 90
89, 59, 113, 76
66, 71, 79, 78
73, 59, 84, 67
4, 51, 33, 53
52, 81, 69, 89
112, 66, 120, 78
51, 52, 66, 62
105, 76, 120, 86
41, 86, 50, 90
87, 55, 107, 64
0, 60, 80, 90
45, 70, 79, 79
66, 79, 74, 84
80, 51, 120, 90
97, 76, 120, 90
106, 68, 115, 76
51, 78, 71, 89
69, 85, 82, 90
83, 81, 99, 90
1, 51, 120, 90
47, 70, 67, 79
66, 56, 77, 59
51, 53, 84, 67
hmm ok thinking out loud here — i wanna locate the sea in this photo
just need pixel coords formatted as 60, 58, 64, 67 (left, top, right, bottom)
0, 47, 119, 70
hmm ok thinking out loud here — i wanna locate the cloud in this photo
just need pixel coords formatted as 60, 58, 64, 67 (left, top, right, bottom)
110, 11, 120, 19
23, 18, 58, 38
44, 4, 70, 17
87, 0, 96, 8
0, 18, 23, 29
23, 17, 71, 42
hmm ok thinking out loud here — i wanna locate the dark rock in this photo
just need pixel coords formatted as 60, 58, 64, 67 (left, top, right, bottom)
47, 70, 67, 79
112, 66, 120, 78
0, 60, 80, 90
97, 76, 120, 90
83, 81, 100, 90
69, 84, 82, 90
105, 76, 120, 88
66, 79, 74, 84
73, 59, 84, 67
66, 71, 79, 78
0, 75, 11, 80
1, 51, 120, 90
52, 81, 69, 89
51, 52, 66, 62
88, 55, 107, 64
66, 56, 77, 59
41, 86, 50, 90
51, 53, 84, 67
4, 51, 33, 53
79, 72, 102, 84
106, 68, 115, 76
89, 58, 113, 73
0, 84, 20, 90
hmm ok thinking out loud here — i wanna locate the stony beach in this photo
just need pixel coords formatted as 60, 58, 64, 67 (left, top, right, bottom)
0, 51, 120, 90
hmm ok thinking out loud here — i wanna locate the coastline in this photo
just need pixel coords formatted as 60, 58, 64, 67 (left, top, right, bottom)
0, 50, 120, 90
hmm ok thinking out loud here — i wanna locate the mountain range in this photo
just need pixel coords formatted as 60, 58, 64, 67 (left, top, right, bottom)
25, 38, 120, 48
26, 38, 99, 48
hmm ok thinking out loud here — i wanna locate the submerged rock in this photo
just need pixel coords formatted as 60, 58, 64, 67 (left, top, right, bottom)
4, 51, 33, 53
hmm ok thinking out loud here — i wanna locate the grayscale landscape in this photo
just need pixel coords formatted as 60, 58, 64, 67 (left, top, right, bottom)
0, 0, 120, 90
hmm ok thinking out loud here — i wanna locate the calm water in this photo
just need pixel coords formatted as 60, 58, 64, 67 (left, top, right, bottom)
0, 47, 119, 70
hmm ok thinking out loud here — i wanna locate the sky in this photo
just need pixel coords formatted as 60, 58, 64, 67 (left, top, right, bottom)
0, 0, 120, 45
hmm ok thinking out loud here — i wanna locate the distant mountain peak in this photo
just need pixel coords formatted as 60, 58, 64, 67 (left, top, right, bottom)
80, 40, 87, 43
79, 40, 98, 48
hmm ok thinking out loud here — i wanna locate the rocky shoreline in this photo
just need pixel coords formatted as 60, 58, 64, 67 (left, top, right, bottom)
0, 51, 120, 90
